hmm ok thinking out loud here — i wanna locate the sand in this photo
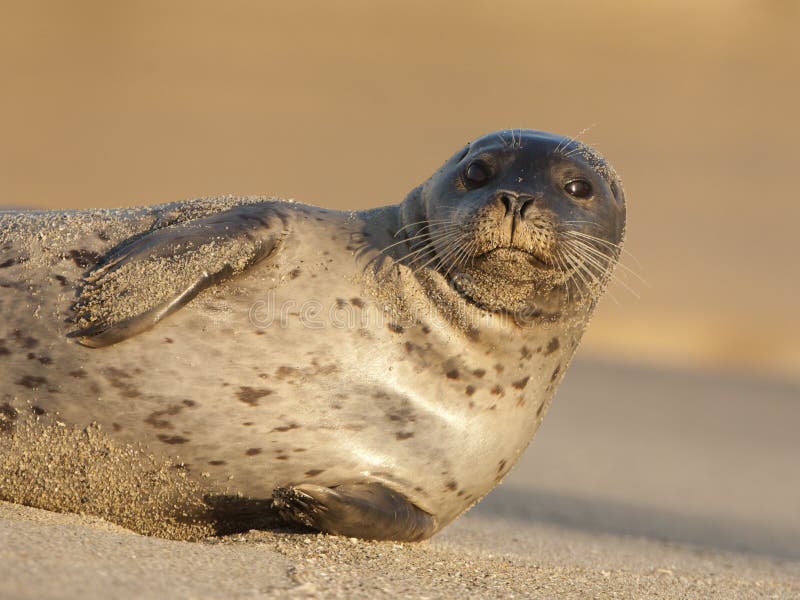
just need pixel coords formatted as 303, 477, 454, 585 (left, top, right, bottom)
2, 502, 798, 600
2, 359, 798, 599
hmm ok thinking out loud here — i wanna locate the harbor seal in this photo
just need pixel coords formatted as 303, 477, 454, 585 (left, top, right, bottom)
0, 129, 625, 541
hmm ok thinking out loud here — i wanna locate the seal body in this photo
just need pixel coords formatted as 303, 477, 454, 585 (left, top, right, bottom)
0, 130, 625, 540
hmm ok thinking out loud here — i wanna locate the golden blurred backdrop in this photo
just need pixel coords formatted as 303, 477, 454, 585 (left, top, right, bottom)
1, 0, 798, 380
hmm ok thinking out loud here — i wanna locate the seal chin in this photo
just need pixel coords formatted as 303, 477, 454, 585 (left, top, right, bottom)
478, 246, 554, 271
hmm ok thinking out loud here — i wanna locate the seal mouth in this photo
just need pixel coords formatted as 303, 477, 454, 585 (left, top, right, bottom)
478, 246, 553, 270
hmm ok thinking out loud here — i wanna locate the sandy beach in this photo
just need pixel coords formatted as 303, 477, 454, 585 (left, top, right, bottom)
2, 359, 798, 599
3, 502, 798, 599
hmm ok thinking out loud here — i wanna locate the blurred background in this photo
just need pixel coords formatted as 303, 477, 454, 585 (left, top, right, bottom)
2, 0, 798, 558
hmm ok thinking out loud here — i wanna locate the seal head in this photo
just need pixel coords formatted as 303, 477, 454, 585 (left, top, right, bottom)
398, 129, 625, 318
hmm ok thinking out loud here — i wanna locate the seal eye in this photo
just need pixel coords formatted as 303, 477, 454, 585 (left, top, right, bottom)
564, 179, 593, 199
465, 162, 490, 187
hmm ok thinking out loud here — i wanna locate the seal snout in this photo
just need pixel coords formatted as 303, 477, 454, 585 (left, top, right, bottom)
494, 190, 536, 219
481, 190, 553, 260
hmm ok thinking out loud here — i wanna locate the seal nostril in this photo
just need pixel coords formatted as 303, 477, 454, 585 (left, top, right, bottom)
519, 198, 534, 217
500, 195, 513, 215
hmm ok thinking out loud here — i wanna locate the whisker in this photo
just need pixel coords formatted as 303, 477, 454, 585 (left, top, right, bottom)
562, 229, 641, 269
561, 236, 647, 286
399, 230, 465, 265
411, 234, 466, 273
562, 240, 640, 299
393, 220, 452, 237
429, 234, 471, 272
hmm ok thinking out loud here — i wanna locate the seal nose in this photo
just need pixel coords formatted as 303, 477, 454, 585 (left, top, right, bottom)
496, 192, 535, 217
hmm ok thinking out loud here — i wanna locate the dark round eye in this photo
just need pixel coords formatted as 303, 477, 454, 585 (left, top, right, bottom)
564, 179, 593, 199
465, 162, 490, 186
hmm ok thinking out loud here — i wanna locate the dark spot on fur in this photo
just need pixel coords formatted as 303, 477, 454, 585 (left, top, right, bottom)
537, 402, 547, 418
12, 330, 39, 349
545, 337, 560, 355
512, 376, 530, 390
468, 400, 475, 408
516, 395, 525, 407
209, 460, 227, 466
350, 297, 364, 308
396, 431, 414, 440
490, 385, 504, 396
404, 341, 416, 354
27, 353, 52, 365
421, 325, 431, 334
16, 375, 47, 389
289, 267, 301, 279
446, 369, 459, 380
414, 486, 424, 493
335, 298, 347, 309
245, 448, 262, 456
497, 459, 507, 473
67, 249, 101, 269
344, 424, 365, 431
53, 274, 68, 286
182, 399, 196, 407
112, 423, 122, 432
293, 448, 307, 453
493, 363, 504, 373
489, 404, 497, 410
472, 369, 486, 378
466, 328, 480, 341
157, 434, 189, 444
271, 423, 300, 433
31, 405, 46, 415
164, 337, 174, 344
0, 347, 8, 357
242, 422, 254, 426
465, 385, 476, 396
276, 455, 289, 460
236, 386, 273, 406
68, 370, 86, 378
445, 480, 457, 491
520, 346, 532, 359
103, 367, 141, 398
305, 469, 324, 477
387, 323, 404, 334
0, 403, 19, 433
275, 365, 295, 378
145, 405, 183, 429
551, 364, 562, 382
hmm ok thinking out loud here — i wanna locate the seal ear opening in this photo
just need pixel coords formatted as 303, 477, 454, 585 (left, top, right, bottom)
70, 203, 287, 348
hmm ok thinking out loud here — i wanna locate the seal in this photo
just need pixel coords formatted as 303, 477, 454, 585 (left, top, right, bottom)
0, 129, 625, 541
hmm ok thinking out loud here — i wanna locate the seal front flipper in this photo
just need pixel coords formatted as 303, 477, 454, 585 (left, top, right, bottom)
71, 203, 288, 347
272, 482, 437, 542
